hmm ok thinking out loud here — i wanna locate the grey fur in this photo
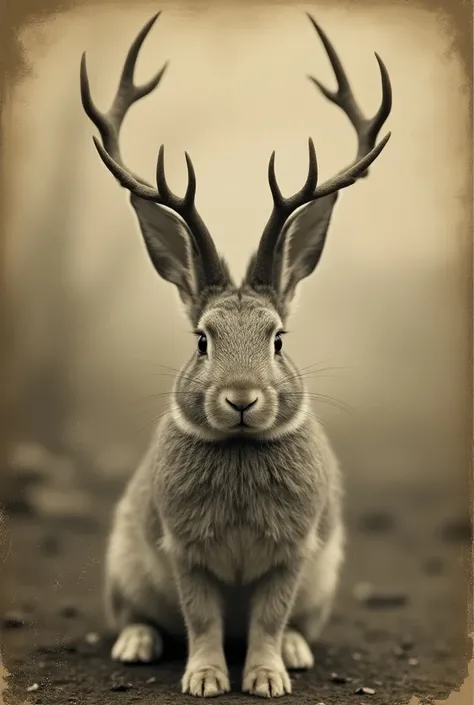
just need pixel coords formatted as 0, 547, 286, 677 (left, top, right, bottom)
105, 284, 345, 698
80, 12, 393, 698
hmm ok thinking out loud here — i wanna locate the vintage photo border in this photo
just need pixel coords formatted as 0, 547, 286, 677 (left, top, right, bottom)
0, 0, 472, 703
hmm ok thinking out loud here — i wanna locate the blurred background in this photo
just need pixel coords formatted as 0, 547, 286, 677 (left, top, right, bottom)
2, 0, 471, 519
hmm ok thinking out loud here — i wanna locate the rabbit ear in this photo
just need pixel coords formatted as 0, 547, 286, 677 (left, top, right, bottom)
129, 193, 199, 308
275, 192, 338, 304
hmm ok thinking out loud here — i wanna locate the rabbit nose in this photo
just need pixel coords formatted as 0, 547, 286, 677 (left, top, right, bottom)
225, 394, 259, 412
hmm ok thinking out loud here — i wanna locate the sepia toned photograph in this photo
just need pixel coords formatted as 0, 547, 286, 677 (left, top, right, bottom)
0, 1, 472, 704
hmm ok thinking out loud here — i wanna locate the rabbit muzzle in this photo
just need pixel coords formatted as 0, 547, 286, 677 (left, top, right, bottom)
205, 382, 278, 433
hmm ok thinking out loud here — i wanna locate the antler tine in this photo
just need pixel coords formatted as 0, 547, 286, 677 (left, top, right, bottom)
370, 53, 392, 140
306, 14, 362, 127
81, 14, 226, 287
91, 136, 159, 200
268, 138, 318, 210
268, 152, 284, 208
156, 145, 174, 202
80, 12, 166, 187
312, 131, 391, 198
156, 147, 198, 213
307, 14, 392, 176
183, 152, 197, 208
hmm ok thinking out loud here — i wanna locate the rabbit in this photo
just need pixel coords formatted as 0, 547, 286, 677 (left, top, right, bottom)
80, 10, 391, 698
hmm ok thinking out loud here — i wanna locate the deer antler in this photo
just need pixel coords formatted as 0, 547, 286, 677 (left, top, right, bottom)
80, 12, 226, 287
250, 14, 393, 287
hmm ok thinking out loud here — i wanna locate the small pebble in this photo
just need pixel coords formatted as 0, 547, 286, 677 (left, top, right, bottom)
374, 680, 383, 687
27, 683, 40, 692
85, 632, 100, 645
393, 646, 405, 658
63, 641, 78, 654
367, 592, 408, 608
146, 677, 157, 684
352, 652, 362, 661
355, 687, 376, 695
353, 582, 408, 608
330, 672, 351, 684
408, 658, 419, 666
2, 610, 27, 629
59, 604, 79, 619
111, 682, 133, 692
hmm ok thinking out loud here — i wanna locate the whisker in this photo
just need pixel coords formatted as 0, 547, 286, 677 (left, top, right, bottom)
291, 359, 353, 375
135, 405, 174, 437
279, 364, 352, 385
127, 371, 205, 389
151, 372, 199, 387
126, 391, 201, 406
282, 405, 331, 432
286, 392, 355, 415
130, 358, 184, 374
299, 365, 352, 377
147, 372, 199, 383
309, 397, 354, 414
297, 372, 344, 382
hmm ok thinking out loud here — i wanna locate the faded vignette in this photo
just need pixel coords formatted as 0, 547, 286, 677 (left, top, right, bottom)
0, 0, 472, 703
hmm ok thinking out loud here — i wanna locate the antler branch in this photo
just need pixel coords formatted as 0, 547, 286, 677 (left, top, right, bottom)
80, 12, 225, 287
307, 15, 392, 175
251, 14, 392, 287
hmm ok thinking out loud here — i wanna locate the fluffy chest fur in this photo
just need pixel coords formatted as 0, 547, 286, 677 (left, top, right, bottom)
152, 419, 330, 583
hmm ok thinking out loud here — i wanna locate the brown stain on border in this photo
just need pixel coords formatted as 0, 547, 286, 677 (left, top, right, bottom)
0, 0, 472, 703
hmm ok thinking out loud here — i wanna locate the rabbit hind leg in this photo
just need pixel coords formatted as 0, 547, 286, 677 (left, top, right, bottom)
105, 578, 166, 663
104, 526, 184, 663
289, 523, 344, 647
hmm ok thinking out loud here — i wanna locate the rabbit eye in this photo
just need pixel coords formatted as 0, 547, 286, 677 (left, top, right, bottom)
274, 333, 283, 354
197, 334, 208, 355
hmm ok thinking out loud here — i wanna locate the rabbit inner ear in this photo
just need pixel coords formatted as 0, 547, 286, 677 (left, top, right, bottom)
130, 193, 199, 302
276, 193, 338, 302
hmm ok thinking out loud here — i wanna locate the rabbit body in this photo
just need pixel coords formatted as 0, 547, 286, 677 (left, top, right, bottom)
105, 289, 344, 698
106, 414, 343, 630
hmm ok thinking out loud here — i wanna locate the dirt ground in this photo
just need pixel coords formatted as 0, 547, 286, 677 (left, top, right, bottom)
0, 470, 472, 705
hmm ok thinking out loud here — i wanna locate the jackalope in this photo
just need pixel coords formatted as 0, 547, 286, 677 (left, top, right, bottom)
80, 11, 392, 698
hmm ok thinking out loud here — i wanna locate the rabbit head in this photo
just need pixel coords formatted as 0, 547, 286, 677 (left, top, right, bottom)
127, 193, 341, 440
81, 12, 392, 439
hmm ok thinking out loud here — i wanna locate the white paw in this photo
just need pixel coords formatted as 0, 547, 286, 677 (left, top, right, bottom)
242, 663, 292, 698
182, 664, 230, 697
282, 629, 314, 670
111, 624, 163, 663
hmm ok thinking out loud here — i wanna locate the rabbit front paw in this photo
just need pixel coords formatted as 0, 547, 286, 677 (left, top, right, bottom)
182, 662, 231, 697
242, 661, 292, 698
